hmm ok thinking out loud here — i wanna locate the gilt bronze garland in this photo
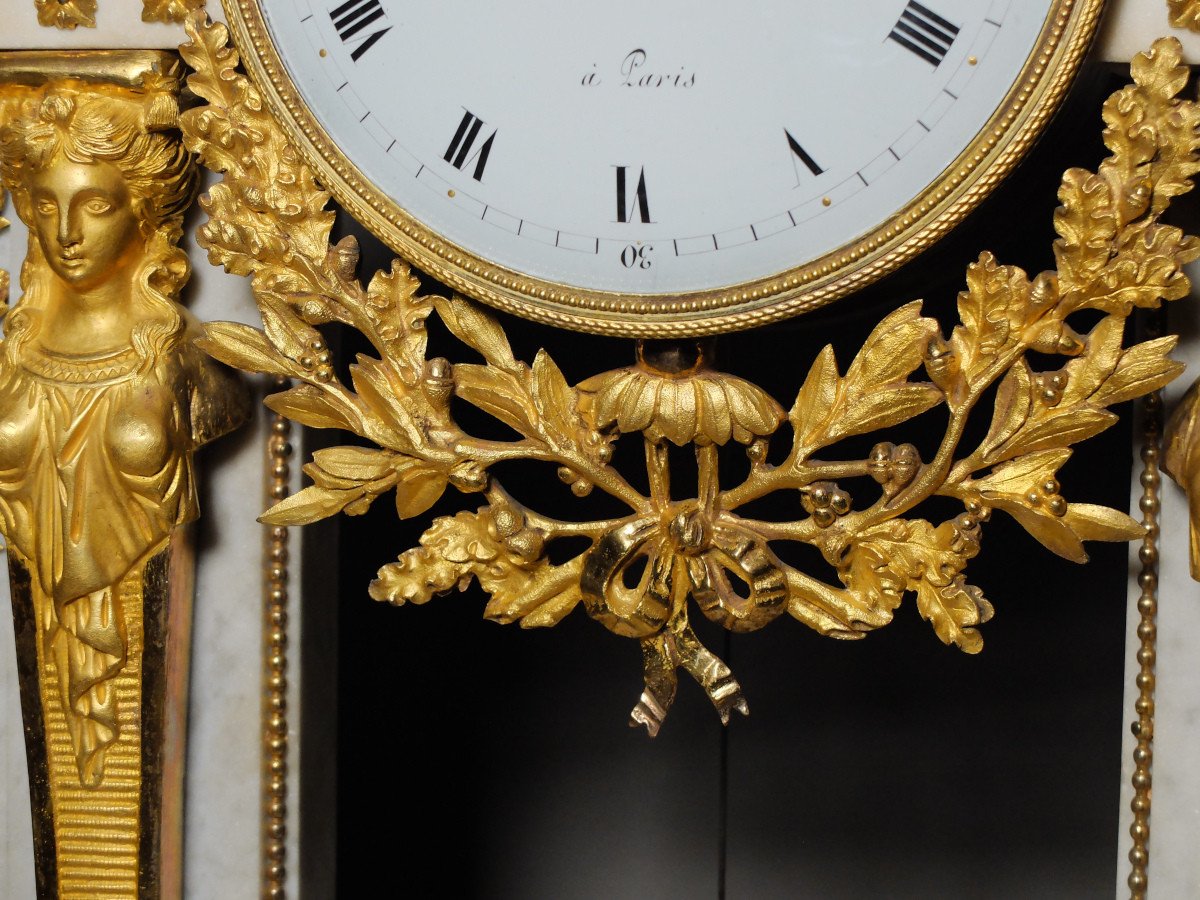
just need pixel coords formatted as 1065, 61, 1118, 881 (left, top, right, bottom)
179, 15, 1199, 735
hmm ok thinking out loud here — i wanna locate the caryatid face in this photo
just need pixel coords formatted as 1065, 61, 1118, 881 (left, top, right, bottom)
28, 158, 142, 290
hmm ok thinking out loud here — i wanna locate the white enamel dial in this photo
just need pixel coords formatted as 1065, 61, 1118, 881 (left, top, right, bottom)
234, 0, 1101, 333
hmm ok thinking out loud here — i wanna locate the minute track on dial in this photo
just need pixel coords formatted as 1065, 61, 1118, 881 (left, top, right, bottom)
234, 0, 1101, 333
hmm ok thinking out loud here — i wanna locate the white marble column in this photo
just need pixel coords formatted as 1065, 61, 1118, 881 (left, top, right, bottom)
1115, 273, 1200, 898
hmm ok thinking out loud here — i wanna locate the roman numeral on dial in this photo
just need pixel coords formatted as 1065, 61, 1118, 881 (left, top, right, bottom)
888, 2, 959, 67
329, 0, 392, 62
443, 110, 497, 182
615, 166, 651, 223
785, 129, 823, 180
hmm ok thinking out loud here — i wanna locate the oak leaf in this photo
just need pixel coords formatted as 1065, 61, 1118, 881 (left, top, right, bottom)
362, 260, 431, 376
950, 253, 1031, 382
368, 510, 584, 626
482, 555, 585, 627
914, 578, 988, 655
369, 548, 472, 606
1054, 170, 1118, 297
839, 519, 990, 653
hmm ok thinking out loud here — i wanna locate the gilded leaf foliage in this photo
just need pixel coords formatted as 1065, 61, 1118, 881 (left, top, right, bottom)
1169, 0, 1200, 32
34, 0, 96, 29
179, 18, 1200, 734
141, 0, 205, 24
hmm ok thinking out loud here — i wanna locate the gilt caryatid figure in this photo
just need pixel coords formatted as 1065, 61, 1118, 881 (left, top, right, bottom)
0, 52, 247, 898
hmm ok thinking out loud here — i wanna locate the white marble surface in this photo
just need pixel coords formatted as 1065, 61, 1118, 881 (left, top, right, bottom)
181, 197, 304, 900
1098, 0, 1200, 63
0, 179, 33, 900
5, 0, 193, 50
1116, 268, 1200, 898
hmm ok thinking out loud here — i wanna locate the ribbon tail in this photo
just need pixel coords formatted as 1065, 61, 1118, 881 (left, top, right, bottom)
673, 621, 749, 725
630, 632, 678, 737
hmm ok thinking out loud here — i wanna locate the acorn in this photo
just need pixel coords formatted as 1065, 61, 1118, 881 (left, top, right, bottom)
1119, 178, 1152, 223
868, 443, 892, 482
301, 297, 330, 324
924, 336, 959, 395
423, 357, 454, 407
892, 444, 919, 490
331, 234, 360, 281
1029, 320, 1084, 356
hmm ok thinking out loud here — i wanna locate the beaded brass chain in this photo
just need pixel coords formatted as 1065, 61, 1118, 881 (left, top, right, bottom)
264, 385, 293, 899
1128, 383, 1161, 899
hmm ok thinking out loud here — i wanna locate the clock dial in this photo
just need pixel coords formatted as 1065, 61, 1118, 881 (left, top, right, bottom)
229, 0, 1103, 334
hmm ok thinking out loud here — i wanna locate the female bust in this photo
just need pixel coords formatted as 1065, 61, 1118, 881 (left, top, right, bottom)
0, 83, 246, 786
